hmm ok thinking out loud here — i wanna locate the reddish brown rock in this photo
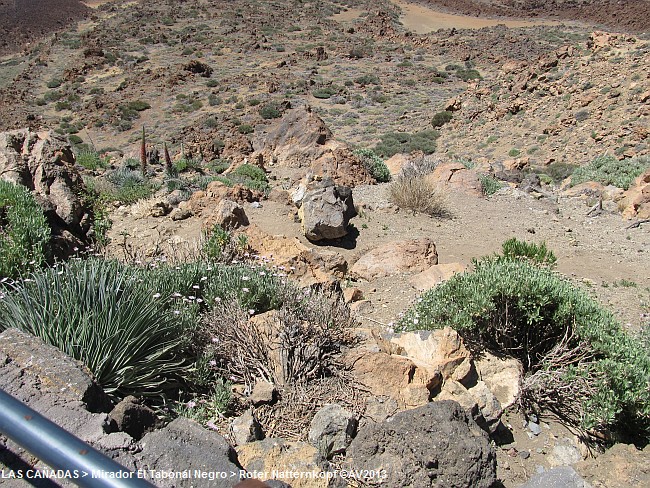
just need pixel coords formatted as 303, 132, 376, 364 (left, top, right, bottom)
350, 238, 438, 281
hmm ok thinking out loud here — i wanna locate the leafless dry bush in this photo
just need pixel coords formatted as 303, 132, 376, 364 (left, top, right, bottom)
201, 284, 356, 389
518, 329, 605, 436
388, 176, 449, 217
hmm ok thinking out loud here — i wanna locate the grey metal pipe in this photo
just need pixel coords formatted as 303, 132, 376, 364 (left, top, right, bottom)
0, 388, 155, 487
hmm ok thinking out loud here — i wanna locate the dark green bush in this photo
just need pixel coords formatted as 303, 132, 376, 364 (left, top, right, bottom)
105, 167, 156, 204
431, 111, 453, 128
259, 103, 281, 119
374, 130, 438, 158
238, 124, 254, 134
312, 87, 338, 99
0, 181, 50, 279
571, 155, 649, 190
75, 149, 107, 170
398, 256, 650, 443
127, 100, 151, 111
353, 148, 390, 183
231, 164, 267, 183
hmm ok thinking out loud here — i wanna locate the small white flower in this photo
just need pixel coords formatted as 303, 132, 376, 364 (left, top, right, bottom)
214, 297, 221, 302
242, 276, 250, 281
172, 292, 182, 298
248, 309, 255, 315
173, 310, 180, 315
413, 318, 419, 325
188, 295, 196, 300
153, 293, 161, 299
211, 337, 219, 343
209, 360, 217, 367
186, 400, 196, 409
196, 298, 204, 303
242, 288, 250, 293
201, 276, 208, 281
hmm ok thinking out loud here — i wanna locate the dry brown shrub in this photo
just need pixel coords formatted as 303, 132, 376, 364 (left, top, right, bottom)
388, 176, 449, 217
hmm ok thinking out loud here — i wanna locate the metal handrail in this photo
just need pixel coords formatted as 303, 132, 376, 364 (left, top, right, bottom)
0, 388, 155, 487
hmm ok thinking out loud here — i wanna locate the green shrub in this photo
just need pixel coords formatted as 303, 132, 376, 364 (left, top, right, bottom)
207, 159, 230, 174
508, 148, 521, 157
353, 148, 390, 183
46, 79, 62, 88
238, 124, 254, 134
259, 103, 281, 119
456, 68, 482, 81
0, 181, 50, 279
127, 100, 151, 111
501, 238, 557, 267
374, 130, 438, 158
0, 259, 195, 401
478, 174, 503, 196
75, 149, 107, 171
537, 162, 578, 183
398, 255, 650, 443
232, 164, 266, 182
312, 87, 337, 99
431, 111, 452, 128
354, 74, 380, 86
105, 167, 156, 204
173, 158, 201, 173
571, 155, 649, 190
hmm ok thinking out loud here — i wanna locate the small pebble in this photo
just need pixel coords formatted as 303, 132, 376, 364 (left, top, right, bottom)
528, 422, 542, 436
519, 451, 531, 459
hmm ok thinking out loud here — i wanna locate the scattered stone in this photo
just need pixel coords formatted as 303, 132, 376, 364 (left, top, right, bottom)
109, 395, 158, 440
349, 299, 374, 315
231, 409, 264, 446
518, 466, 592, 488
250, 380, 277, 406
346, 401, 497, 488
528, 422, 542, 436
149, 200, 171, 217
342, 287, 363, 303
308, 404, 358, 460
519, 450, 531, 459
475, 352, 523, 409
549, 443, 583, 466
170, 207, 193, 221
575, 443, 650, 488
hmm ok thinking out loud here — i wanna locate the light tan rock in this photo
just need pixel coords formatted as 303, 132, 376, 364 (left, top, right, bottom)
343, 287, 363, 303
384, 153, 410, 177
237, 438, 327, 488
344, 351, 439, 409
350, 238, 438, 281
426, 162, 483, 196
620, 168, 650, 219
409, 262, 467, 291
203, 199, 249, 230
376, 328, 471, 382
475, 352, 523, 409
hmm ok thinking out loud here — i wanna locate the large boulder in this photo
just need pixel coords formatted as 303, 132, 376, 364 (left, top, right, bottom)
345, 401, 497, 488
0, 129, 92, 256
298, 182, 356, 241
620, 168, 650, 219
350, 238, 438, 281
254, 105, 373, 186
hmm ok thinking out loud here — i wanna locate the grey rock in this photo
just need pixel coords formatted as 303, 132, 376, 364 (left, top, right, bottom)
149, 200, 172, 217
137, 417, 243, 487
231, 409, 264, 446
0, 328, 111, 412
346, 400, 496, 488
109, 395, 158, 440
211, 199, 249, 229
550, 442, 583, 466
308, 404, 357, 459
299, 184, 356, 241
528, 421, 542, 436
170, 207, 193, 221
518, 466, 592, 488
